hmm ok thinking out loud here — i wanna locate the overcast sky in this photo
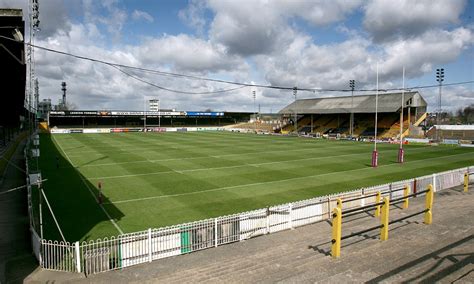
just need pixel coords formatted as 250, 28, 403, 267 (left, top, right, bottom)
2, 0, 473, 112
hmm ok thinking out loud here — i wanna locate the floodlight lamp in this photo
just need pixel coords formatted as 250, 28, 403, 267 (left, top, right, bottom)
12, 28, 23, 42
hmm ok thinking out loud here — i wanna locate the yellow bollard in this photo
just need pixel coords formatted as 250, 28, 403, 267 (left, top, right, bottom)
403, 185, 410, 209
380, 197, 390, 241
375, 192, 381, 217
331, 207, 342, 258
424, 184, 433, 225
336, 198, 342, 211
464, 173, 469, 192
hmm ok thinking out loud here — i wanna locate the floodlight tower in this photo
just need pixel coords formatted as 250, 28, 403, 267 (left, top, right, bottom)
27, 0, 40, 133
293, 87, 297, 133
252, 90, 256, 133
349, 80, 355, 138
372, 64, 379, 168
398, 67, 405, 163
61, 82, 66, 109
436, 68, 444, 141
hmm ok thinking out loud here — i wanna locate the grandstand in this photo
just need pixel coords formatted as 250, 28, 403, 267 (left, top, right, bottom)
279, 91, 427, 139
0, 9, 26, 144
46, 110, 251, 130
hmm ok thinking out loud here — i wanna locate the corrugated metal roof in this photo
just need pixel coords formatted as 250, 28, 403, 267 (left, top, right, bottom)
279, 91, 427, 114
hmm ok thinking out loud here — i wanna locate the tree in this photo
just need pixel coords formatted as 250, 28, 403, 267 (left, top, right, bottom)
455, 104, 474, 124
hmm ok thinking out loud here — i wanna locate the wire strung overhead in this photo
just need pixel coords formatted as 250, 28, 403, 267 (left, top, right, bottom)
110, 65, 247, 95
1, 35, 473, 94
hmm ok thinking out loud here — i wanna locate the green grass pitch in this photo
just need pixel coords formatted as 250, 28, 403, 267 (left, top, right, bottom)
34, 131, 474, 242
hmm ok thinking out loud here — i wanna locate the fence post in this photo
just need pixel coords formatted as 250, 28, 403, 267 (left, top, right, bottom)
75, 241, 81, 273
432, 173, 437, 192
266, 207, 270, 234
327, 197, 331, 219
464, 173, 469, 192
148, 228, 152, 262
403, 185, 409, 209
413, 179, 417, 197
424, 184, 433, 225
289, 203, 293, 229
361, 189, 365, 206
214, 218, 218, 247
336, 198, 342, 211
331, 207, 342, 258
380, 197, 390, 241
375, 192, 381, 217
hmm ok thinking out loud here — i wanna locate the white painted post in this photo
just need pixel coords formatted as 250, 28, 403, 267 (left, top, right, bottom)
214, 218, 218, 247
433, 173, 437, 192
148, 228, 152, 262
266, 207, 270, 234
361, 189, 365, 207
289, 204, 293, 229
75, 241, 81, 273
327, 197, 331, 219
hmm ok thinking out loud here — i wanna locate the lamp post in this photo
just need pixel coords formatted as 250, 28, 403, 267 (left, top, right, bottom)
293, 87, 297, 133
252, 90, 256, 133
436, 68, 444, 141
372, 64, 379, 168
349, 80, 355, 138
398, 67, 405, 163
158, 99, 161, 128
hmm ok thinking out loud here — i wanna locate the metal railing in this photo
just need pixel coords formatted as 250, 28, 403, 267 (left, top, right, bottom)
331, 185, 434, 257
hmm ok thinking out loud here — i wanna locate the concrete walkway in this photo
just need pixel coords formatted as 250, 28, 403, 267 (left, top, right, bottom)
0, 139, 38, 284
24, 184, 473, 283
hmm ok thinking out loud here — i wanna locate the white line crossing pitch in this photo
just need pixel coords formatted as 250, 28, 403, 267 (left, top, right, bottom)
105, 152, 470, 205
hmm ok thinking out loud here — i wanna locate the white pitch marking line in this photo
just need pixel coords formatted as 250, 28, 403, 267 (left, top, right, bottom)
77, 143, 376, 168
87, 146, 447, 180
53, 137, 124, 235
77, 144, 374, 168
105, 152, 471, 205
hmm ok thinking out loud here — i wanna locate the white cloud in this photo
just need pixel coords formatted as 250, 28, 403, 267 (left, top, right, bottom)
422, 85, 473, 112
24, 0, 472, 114
206, 0, 362, 56
363, 0, 467, 42
82, 0, 128, 42
380, 28, 474, 78
178, 0, 207, 36
276, 0, 363, 26
132, 10, 154, 23
33, 21, 254, 111
134, 34, 249, 73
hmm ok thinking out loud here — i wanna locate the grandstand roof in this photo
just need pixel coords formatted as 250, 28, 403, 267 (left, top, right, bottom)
279, 91, 427, 114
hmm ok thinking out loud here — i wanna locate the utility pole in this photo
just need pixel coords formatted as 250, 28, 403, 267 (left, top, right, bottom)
349, 80, 355, 138
436, 68, 444, 141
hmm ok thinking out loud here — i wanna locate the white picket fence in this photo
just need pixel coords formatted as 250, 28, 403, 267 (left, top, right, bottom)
32, 165, 473, 275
